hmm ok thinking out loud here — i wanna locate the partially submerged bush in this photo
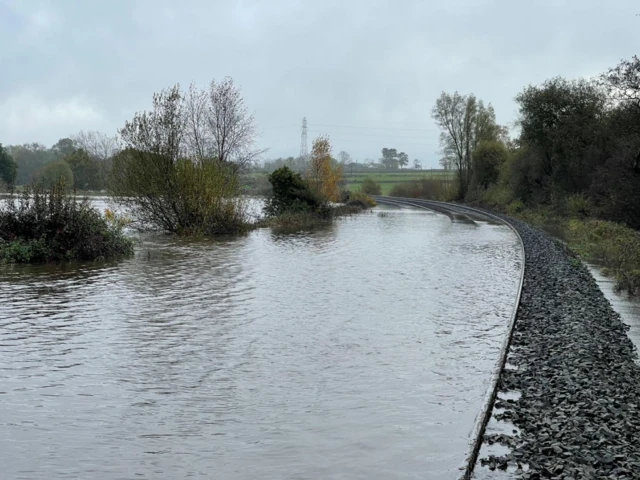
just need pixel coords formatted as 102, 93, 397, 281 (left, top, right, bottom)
111, 151, 250, 236
263, 166, 323, 216
346, 191, 377, 208
0, 180, 133, 263
360, 177, 382, 195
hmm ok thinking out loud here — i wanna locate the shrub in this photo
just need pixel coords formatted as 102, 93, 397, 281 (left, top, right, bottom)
478, 184, 513, 207
566, 193, 591, 218
565, 218, 640, 293
360, 177, 382, 195
111, 151, 249, 235
471, 140, 509, 189
389, 177, 454, 201
346, 191, 377, 208
506, 199, 525, 215
0, 180, 133, 264
263, 166, 323, 217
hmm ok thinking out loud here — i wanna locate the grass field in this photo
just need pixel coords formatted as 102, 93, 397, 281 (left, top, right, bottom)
243, 170, 455, 196
342, 170, 453, 195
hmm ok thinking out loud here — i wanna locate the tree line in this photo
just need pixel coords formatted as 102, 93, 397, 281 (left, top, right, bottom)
0, 132, 119, 191
432, 55, 640, 229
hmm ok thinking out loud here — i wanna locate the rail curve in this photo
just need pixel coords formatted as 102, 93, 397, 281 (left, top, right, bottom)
373, 196, 525, 480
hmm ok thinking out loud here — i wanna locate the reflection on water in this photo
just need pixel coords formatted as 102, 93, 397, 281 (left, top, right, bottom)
0, 203, 521, 480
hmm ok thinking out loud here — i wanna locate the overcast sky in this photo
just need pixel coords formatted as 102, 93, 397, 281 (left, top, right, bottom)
1, 0, 638, 167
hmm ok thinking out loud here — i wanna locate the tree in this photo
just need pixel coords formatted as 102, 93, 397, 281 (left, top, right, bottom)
439, 155, 455, 170
184, 77, 264, 171
398, 151, 409, 168
515, 77, 606, 195
51, 138, 78, 160
36, 161, 74, 188
471, 140, 509, 189
112, 83, 248, 235
337, 151, 352, 165
72, 130, 120, 190
9, 143, 53, 185
73, 130, 120, 160
432, 92, 500, 198
601, 55, 640, 111
380, 148, 399, 169
413, 159, 421, 169
305, 135, 343, 202
64, 149, 100, 190
0, 144, 17, 187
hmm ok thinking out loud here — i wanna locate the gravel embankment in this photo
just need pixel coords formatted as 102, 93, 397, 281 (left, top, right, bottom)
479, 217, 640, 479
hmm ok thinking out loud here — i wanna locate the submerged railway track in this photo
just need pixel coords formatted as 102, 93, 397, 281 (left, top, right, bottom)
373, 196, 526, 480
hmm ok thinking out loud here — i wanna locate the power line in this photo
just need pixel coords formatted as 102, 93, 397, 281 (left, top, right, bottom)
306, 130, 438, 141
309, 123, 439, 132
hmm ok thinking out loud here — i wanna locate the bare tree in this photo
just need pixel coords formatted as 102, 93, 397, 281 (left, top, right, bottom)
337, 150, 352, 165
180, 78, 265, 171
183, 82, 210, 162
73, 130, 120, 160
206, 77, 264, 171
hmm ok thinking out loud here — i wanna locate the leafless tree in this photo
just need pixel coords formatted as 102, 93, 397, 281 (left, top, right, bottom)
73, 130, 120, 160
183, 82, 209, 162
181, 78, 265, 171
337, 150, 352, 165
206, 77, 264, 171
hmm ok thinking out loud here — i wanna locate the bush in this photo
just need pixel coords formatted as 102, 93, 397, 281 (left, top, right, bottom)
263, 166, 323, 217
0, 180, 133, 264
346, 191, 377, 208
389, 177, 454, 201
111, 150, 249, 235
566, 218, 640, 294
471, 140, 509, 189
360, 177, 382, 195
506, 199, 525, 215
478, 184, 513, 207
566, 193, 591, 218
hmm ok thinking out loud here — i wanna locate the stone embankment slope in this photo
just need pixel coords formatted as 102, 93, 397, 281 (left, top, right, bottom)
481, 216, 640, 479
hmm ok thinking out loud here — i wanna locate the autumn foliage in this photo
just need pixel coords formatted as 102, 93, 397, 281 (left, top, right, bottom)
305, 136, 343, 203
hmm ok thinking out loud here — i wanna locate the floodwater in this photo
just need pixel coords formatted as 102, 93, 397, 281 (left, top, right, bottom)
587, 264, 640, 359
0, 200, 522, 480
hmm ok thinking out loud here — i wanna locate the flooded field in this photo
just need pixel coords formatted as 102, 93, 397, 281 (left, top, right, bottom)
0, 201, 522, 479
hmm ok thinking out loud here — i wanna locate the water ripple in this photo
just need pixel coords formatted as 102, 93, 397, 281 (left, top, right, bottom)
0, 201, 521, 480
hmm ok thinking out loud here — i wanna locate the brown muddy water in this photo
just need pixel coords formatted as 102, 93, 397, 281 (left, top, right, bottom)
0, 199, 522, 479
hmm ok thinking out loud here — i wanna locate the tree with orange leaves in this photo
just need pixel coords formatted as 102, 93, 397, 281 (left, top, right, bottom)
305, 135, 343, 203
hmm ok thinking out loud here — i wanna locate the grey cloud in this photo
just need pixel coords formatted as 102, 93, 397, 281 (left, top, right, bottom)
0, 0, 638, 165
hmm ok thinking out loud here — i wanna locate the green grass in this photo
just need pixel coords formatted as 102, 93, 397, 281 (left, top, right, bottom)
343, 170, 452, 195
244, 170, 454, 196
489, 203, 640, 295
